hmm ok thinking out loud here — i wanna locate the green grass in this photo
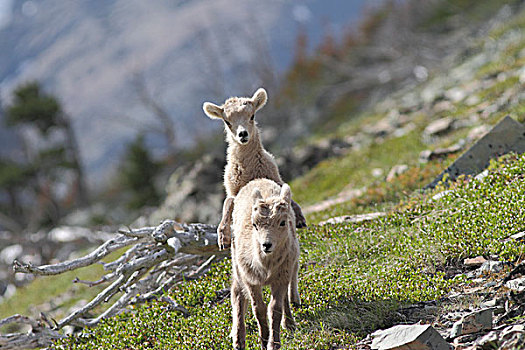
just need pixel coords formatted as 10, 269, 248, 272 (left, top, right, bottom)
53, 153, 525, 349
290, 131, 427, 207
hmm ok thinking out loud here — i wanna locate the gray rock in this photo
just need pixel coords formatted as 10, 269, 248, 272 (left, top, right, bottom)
364, 118, 397, 138
474, 330, 499, 349
0, 244, 23, 264
431, 190, 454, 201
0, 244, 24, 265
427, 116, 525, 189
450, 309, 493, 338
419, 143, 463, 163
445, 87, 466, 103
320, 212, 386, 226
424, 117, 455, 136
505, 277, 525, 292
371, 324, 451, 350
464, 256, 487, 268
48, 226, 93, 243
479, 261, 505, 274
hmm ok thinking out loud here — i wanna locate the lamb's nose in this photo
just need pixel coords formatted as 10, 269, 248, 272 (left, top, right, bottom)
238, 130, 248, 139
262, 242, 272, 252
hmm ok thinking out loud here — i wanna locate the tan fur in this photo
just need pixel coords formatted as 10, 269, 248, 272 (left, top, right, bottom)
202, 88, 306, 252
230, 179, 300, 350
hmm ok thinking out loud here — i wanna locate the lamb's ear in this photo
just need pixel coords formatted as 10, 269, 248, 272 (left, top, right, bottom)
251, 88, 267, 112
280, 184, 291, 204
252, 188, 263, 203
202, 102, 224, 120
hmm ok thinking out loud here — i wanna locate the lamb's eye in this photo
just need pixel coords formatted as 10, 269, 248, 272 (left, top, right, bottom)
280, 221, 285, 227
250, 114, 255, 121
224, 120, 232, 127
253, 223, 257, 230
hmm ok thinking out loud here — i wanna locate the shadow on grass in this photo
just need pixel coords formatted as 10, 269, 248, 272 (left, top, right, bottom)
297, 298, 404, 338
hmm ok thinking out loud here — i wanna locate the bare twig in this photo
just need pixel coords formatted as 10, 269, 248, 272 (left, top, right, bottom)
12, 235, 138, 276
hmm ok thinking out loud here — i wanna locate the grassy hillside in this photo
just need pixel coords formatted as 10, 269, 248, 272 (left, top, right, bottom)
2, 0, 525, 349
54, 152, 525, 349
52, 1, 525, 348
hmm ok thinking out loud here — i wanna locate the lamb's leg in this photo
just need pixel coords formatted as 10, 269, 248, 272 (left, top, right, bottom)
231, 279, 247, 350
289, 259, 301, 307
268, 284, 287, 350
291, 199, 307, 229
247, 285, 269, 349
281, 290, 296, 332
218, 196, 234, 250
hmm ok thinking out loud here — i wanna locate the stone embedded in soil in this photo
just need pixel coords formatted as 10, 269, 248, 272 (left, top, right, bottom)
473, 330, 499, 349
320, 212, 386, 226
479, 260, 505, 274
419, 143, 463, 163
424, 117, 455, 136
505, 276, 525, 292
450, 309, 493, 338
426, 116, 525, 189
371, 324, 451, 350
464, 256, 487, 267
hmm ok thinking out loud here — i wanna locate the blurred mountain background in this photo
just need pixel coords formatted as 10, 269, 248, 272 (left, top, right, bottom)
0, 0, 376, 185
0, 0, 513, 233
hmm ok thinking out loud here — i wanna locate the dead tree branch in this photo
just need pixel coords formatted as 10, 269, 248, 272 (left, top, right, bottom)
5, 220, 224, 349
0, 314, 65, 350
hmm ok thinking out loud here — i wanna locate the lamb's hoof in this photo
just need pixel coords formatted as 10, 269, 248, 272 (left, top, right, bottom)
290, 294, 301, 307
218, 240, 231, 251
267, 342, 281, 350
217, 228, 231, 250
295, 216, 307, 229
282, 318, 296, 332
220, 243, 231, 250
295, 221, 307, 229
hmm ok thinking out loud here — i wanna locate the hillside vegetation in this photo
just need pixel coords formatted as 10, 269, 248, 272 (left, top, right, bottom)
3, 0, 525, 349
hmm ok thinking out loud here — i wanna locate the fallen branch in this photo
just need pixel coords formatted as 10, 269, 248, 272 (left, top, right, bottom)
0, 314, 65, 350
5, 220, 225, 349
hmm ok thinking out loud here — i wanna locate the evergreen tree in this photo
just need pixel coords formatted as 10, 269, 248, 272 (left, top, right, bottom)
6, 81, 88, 207
120, 135, 160, 210
1, 81, 88, 230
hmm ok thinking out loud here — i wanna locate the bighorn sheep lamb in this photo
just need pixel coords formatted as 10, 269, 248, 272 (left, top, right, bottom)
202, 88, 306, 251
230, 178, 300, 350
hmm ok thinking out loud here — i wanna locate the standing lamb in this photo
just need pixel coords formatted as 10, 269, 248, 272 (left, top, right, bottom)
202, 88, 306, 251
230, 178, 300, 350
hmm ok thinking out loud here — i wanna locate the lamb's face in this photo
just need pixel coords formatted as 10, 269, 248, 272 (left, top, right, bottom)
203, 88, 268, 145
251, 184, 292, 255
222, 98, 257, 144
